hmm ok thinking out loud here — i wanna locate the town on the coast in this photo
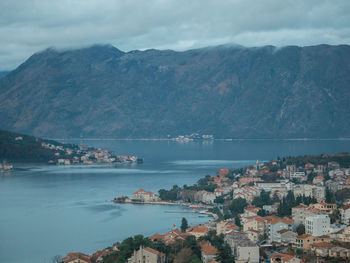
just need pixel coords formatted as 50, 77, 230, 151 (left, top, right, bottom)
60, 152, 350, 263
41, 141, 142, 165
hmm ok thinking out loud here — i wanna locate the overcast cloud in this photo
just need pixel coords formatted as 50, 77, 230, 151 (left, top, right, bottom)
1, 0, 350, 70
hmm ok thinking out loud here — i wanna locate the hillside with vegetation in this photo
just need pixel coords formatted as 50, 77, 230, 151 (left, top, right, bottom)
0, 129, 69, 163
1, 44, 350, 139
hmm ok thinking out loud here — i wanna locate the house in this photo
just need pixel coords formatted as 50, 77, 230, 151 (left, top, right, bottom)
112, 243, 119, 251
340, 205, 350, 224
216, 220, 239, 235
129, 246, 166, 263
311, 242, 335, 257
186, 225, 210, 239
305, 215, 330, 236
149, 229, 190, 245
225, 232, 250, 257
264, 216, 293, 243
91, 249, 112, 263
312, 202, 336, 214
295, 234, 330, 251
305, 163, 315, 169
236, 244, 259, 263
62, 252, 91, 263
329, 246, 350, 259
238, 177, 262, 186
198, 191, 216, 204
313, 175, 324, 185
219, 168, 229, 177
200, 243, 218, 263
246, 229, 260, 243
243, 216, 266, 234
133, 189, 160, 202
278, 229, 297, 245
270, 253, 301, 263
286, 165, 296, 172
293, 184, 325, 201
214, 186, 232, 197
289, 172, 306, 182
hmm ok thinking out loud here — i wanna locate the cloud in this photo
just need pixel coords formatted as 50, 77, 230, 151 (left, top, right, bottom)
0, 0, 350, 70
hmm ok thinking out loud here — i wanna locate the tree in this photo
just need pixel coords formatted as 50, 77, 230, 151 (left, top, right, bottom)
235, 216, 241, 227
229, 197, 248, 217
326, 187, 336, 203
174, 247, 193, 263
330, 209, 341, 224
296, 224, 305, 235
181, 217, 188, 232
257, 209, 268, 217
251, 190, 272, 208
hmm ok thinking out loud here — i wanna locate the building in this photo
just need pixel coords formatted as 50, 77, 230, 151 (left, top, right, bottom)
186, 225, 210, 239
149, 229, 190, 245
311, 242, 335, 257
133, 189, 160, 202
200, 243, 218, 263
91, 250, 112, 263
216, 220, 239, 235
236, 245, 259, 263
225, 232, 250, 257
329, 246, 350, 259
340, 205, 350, 224
62, 252, 91, 263
200, 191, 216, 204
312, 202, 336, 213
243, 216, 266, 233
305, 215, 330, 236
270, 253, 301, 263
294, 234, 330, 251
278, 229, 297, 245
293, 184, 325, 201
129, 246, 166, 263
264, 216, 293, 243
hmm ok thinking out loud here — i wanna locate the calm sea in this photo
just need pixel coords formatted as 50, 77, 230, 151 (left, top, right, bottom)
1, 139, 350, 263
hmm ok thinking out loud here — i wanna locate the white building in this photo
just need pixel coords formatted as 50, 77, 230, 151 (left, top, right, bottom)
293, 184, 325, 201
236, 245, 260, 263
133, 189, 160, 202
340, 205, 350, 224
305, 215, 330, 236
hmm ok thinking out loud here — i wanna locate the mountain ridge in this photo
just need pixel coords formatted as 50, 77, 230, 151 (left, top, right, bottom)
1, 44, 350, 139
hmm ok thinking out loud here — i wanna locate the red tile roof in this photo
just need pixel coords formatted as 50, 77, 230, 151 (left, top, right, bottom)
201, 244, 218, 255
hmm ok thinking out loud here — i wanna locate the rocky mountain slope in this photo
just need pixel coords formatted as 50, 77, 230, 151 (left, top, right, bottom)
0, 44, 350, 139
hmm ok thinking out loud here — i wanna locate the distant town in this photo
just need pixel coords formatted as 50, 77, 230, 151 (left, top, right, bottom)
59, 152, 350, 263
0, 131, 143, 170
40, 141, 142, 165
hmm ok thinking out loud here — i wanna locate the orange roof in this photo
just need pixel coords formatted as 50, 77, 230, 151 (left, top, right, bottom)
297, 234, 312, 239
63, 252, 91, 263
271, 253, 295, 262
187, 225, 209, 233
149, 233, 164, 240
144, 247, 165, 257
201, 244, 218, 255
264, 216, 293, 225
342, 204, 350, 210
312, 242, 333, 248
134, 189, 154, 195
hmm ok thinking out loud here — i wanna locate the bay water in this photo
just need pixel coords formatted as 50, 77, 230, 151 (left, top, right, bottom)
1, 139, 350, 263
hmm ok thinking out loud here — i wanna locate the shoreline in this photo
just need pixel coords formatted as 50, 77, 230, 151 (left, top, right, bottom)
113, 198, 217, 220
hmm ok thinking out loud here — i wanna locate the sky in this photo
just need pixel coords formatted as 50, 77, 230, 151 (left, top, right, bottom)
1, 0, 350, 70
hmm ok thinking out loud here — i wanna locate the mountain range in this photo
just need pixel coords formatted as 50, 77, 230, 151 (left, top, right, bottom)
0, 44, 350, 139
